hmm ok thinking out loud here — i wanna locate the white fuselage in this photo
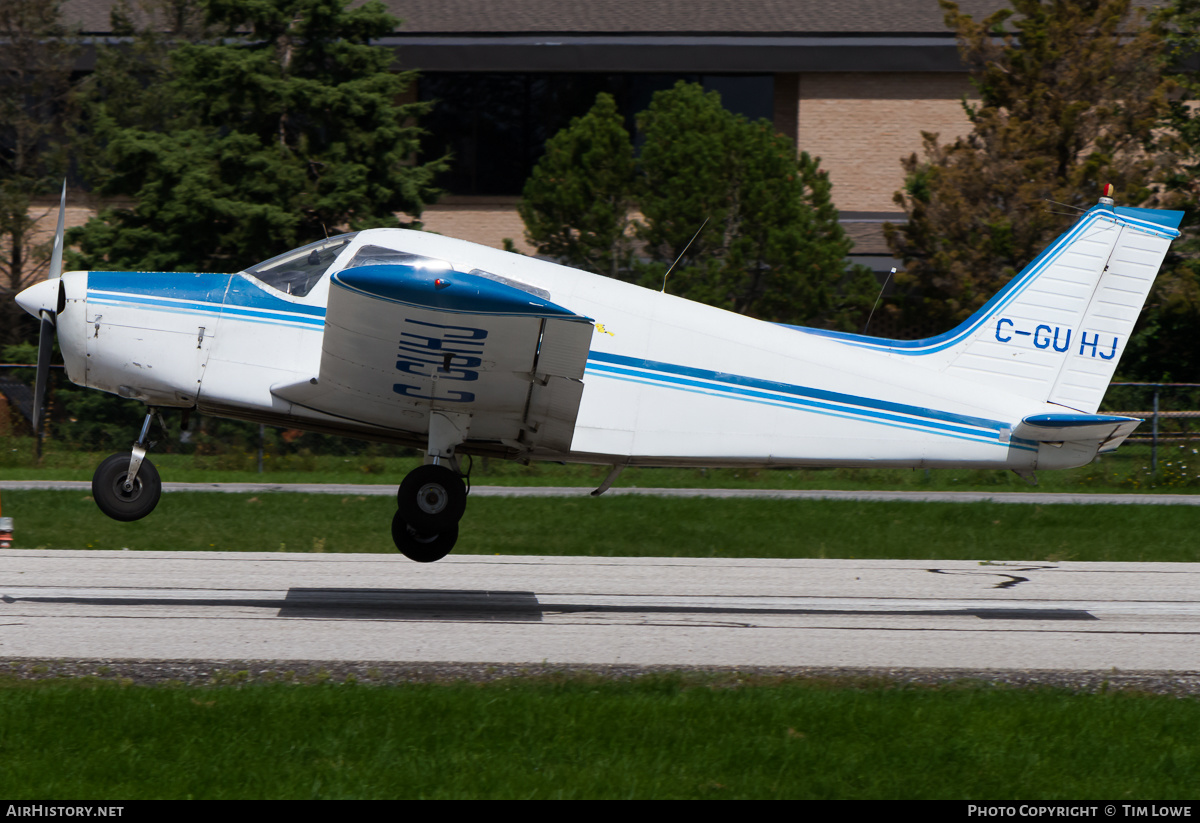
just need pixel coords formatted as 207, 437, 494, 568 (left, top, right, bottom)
51, 227, 1089, 473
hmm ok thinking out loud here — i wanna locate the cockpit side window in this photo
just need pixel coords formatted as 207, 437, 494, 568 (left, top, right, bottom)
469, 269, 551, 300
243, 233, 359, 297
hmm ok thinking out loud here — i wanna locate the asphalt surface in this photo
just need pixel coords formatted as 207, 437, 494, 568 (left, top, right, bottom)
0, 552, 1197, 685
4, 482, 1197, 690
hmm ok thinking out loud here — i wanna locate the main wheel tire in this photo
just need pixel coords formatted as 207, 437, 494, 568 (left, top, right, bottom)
397, 464, 467, 532
391, 511, 457, 563
92, 453, 162, 522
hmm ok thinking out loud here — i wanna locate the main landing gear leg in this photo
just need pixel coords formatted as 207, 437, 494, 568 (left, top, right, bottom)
92, 408, 165, 522
393, 412, 470, 563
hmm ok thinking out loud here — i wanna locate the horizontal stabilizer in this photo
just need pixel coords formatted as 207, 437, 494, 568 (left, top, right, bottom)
1014, 413, 1141, 450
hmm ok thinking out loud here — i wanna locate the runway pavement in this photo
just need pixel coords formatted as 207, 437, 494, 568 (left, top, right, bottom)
0, 550, 1197, 672
4, 483, 1197, 676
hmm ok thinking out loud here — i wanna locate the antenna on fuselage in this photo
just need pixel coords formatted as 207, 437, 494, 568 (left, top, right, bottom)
862, 267, 896, 336
1043, 198, 1089, 218
661, 218, 708, 293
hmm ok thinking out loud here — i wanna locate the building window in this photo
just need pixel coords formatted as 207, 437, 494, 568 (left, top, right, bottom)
418, 73, 773, 196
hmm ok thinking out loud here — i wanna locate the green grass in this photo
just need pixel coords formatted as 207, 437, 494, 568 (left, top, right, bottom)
6, 438, 1200, 492
5, 490, 1199, 562
0, 675, 1196, 799
4, 446, 1198, 800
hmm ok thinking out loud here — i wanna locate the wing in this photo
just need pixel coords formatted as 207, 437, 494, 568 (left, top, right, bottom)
271, 263, 594, 455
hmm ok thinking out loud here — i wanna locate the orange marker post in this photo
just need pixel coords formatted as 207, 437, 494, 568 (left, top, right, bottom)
0, 490, 11, 549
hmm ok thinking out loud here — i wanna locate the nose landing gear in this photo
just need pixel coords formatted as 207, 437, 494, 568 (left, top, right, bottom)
92, 409, 165, 522
92, 453, 162, 521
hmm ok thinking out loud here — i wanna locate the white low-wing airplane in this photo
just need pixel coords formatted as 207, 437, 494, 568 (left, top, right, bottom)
15, 186, 1183, 561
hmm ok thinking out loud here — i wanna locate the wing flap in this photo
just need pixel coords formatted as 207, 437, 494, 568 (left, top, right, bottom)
525, 376, 586, 453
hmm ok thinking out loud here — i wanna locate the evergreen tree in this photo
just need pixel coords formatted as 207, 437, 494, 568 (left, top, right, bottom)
885, 0, 1173, 337
74, 0, 211, 161
520, 82, 873, 330
70, 0, 445, 273
0, 0, 78, 347
637, 82, 872, 328
519, 93, 636, 279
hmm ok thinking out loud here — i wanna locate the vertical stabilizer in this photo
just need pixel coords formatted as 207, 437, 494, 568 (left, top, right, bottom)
788, 199, 1182, 415
938, 202, 1181, 411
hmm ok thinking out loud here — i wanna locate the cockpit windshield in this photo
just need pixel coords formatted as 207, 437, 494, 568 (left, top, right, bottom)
242, 233, 359, 297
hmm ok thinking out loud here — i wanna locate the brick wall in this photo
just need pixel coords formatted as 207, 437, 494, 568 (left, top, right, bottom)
17, 205, 97, 259
419, 197, 536, 253
795, 72, 976, 214
23, 201, 533, 260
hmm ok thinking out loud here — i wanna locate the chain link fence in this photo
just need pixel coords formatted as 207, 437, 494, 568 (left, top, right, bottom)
4, 364, 1199, 478
1099, 383, 1200, 481
0, 364, 418, 472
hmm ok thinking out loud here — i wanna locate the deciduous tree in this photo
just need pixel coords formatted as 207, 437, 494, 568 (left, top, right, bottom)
1119, 0, 1200, 381
885, 0, 1173, 337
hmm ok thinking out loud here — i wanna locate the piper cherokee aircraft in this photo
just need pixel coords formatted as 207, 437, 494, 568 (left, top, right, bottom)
14, 185, 1183, 561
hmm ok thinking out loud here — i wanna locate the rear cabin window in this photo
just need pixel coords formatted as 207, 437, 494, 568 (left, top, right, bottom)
343, 245, 452, 272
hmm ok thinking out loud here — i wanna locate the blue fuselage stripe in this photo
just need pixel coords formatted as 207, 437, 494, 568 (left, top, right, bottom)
585, 352, 1032, 450
88, 291, 326, 327
87, 270, 327, 329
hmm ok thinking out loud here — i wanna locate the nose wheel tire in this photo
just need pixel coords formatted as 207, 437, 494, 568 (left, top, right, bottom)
391, 511, 457, 563
92, 453, 162, 522
397, 464, 467, 533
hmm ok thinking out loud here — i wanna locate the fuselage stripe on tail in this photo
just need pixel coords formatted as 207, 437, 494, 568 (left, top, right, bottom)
585, 352, 1037, 451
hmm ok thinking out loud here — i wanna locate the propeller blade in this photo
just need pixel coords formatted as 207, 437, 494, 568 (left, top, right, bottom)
30, 181, 66, 435
31, 314, 54, 435
48, 180, 66, 280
